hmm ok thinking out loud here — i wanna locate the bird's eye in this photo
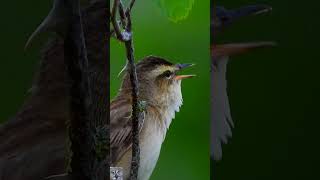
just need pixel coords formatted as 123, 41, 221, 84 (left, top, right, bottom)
162, 70, 173, 79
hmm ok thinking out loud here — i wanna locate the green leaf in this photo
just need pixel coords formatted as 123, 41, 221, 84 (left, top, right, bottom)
154, 0, 195, 22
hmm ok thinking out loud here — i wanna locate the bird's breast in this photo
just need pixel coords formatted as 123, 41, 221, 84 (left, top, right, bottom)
116, 114, 165, 180
138, 119, 164, 180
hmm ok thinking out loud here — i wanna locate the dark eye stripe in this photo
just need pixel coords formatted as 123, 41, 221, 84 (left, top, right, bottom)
162, 70, 173, 78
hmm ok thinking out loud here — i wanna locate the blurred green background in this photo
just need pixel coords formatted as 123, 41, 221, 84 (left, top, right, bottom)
213, 0, 320, 180
111, 1, 210, 179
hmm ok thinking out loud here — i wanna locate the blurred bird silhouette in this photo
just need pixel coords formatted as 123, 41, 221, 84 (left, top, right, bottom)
211, 4, 275, 161
0, 1, 108, 179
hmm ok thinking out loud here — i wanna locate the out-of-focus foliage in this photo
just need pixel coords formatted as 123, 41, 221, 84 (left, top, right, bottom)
152, 0, 194, 22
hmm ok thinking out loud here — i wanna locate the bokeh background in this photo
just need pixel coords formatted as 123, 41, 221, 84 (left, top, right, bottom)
213, 0, 320, 180
111, 1, 210, 179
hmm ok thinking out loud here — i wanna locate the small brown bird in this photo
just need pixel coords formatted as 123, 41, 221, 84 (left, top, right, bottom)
110, 56, 194, 180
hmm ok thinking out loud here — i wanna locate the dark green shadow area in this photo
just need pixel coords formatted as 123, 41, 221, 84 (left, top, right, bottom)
213, 0, 320, 180
0, 1, 51, 123
111, 1, 210, 179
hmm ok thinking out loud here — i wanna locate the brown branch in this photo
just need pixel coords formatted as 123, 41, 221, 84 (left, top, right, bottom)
118, 1, 127, 28
111, 0, 140, 179
111, 0, 122, 40
123, 12, 140, 180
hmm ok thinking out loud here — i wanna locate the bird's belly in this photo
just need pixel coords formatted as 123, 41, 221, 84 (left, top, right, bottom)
138, 132, 163, 180
116, 127, 164, 180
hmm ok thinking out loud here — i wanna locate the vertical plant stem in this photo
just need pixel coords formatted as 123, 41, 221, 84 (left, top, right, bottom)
111, 0, 140, 179
125, 39, 140, 180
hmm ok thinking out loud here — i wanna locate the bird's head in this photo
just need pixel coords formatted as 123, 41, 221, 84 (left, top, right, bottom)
212, 4, 272, 33
212, 4, 275, 59
120, 56, 195, 109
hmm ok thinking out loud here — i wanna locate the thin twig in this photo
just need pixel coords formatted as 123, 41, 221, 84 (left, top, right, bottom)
111, 0, 122, 40
123, 11, 140, 179
110, 0, 140, 179
125, 10, 132, 31
118, 1, 127, 28
126, 0, 136, 14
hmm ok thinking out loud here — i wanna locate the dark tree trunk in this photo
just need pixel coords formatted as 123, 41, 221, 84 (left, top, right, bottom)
64, 0, 110, 179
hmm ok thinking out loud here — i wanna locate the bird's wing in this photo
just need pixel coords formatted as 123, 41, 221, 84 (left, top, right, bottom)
110, 98, 145, 164
211, 56, 234, 161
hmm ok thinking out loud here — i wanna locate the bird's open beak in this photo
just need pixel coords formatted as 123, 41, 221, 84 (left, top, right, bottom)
174, 75, 196, 80
174, 63, 196, 80
213, 4, 272, 33
176, 63, 194, 70
212, 4, 275, 59
212, 42, 276, 59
